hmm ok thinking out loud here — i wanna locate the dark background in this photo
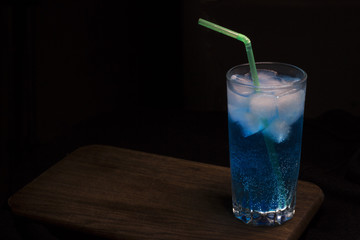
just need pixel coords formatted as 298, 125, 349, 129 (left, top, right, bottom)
1, 0, 360, 239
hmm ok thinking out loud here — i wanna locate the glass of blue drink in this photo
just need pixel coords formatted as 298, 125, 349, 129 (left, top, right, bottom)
226, 62, 307, 226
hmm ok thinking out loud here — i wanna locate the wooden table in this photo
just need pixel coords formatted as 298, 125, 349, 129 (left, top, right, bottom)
9, 145, 324, 240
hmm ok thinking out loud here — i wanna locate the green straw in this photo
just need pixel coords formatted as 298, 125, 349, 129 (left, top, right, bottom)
198, 18, 286, 209
198, 18, 259, 87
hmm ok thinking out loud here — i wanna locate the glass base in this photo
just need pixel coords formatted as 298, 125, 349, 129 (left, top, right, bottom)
233, 206, 295, 226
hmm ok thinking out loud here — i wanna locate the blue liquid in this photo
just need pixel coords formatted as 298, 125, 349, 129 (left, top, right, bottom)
228, 115, 303, 225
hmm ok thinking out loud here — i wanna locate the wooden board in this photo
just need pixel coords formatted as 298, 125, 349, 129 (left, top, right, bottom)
8, 145, 324, 240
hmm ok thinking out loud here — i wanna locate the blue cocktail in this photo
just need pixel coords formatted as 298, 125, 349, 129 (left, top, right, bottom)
227, 62, 307, 226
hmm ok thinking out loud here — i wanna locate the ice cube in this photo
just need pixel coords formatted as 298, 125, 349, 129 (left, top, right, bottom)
249, 93, 277, 120
257, 70, 282, 86
228, 105, 264, 137
228, 104, 246, 121
239, 112, 264, 137
277, 89, 305, 125
227, 84, 251, 110
231, 74, 251, 82
246, 69, 283, 86
228, 74, 254, 97
237, 112, 264, 137
263, 119, 290, 143
278, 75, 301, 84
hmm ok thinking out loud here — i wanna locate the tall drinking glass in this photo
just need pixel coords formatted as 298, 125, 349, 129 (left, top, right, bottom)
226, 62, 307, 226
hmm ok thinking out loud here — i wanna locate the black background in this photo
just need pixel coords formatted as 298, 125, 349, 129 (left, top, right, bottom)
1, 0, 360, 239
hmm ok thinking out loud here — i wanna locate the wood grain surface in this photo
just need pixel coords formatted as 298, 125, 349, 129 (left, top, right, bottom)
8, 145, 324, 240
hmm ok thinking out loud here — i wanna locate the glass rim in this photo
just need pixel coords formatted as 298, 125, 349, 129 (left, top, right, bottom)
226, 62, 307, 90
